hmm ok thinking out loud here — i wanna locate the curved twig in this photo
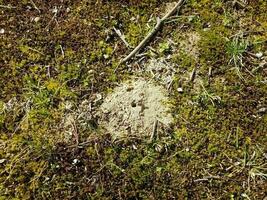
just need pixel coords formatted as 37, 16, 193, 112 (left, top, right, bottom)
120, 0, 185, 64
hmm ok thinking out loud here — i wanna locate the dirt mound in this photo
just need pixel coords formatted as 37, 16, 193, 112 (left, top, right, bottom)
99, 78, 173, 139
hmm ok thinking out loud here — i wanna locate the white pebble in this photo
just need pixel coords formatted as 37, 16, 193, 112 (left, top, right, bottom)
34, 17, 40, 23
0, 28, 4, 34
72, 159, 79, 164
255, 52, 263, 58
177, 87, 183, 93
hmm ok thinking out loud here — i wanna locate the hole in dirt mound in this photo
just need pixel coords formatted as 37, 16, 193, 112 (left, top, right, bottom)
98, 78, 174, 139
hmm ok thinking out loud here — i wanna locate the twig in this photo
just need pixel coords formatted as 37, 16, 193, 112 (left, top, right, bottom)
28, 46, 44, 55
59, 45, 64, 58
150, 119, 158, 142
189, 65, 197, 82
233, 0, 246, 8
46, 12, 57, 30
113, 27, 132, 49
46, 65, 51, 78
208, 66, 212, 84
71, 120, 79, 147
67, 141, 90, 148
30, 0, 41, 13
120, 0, 185, 64
194, 175, 220, 182
45, 6, 61, 30
0, 5, 16, 9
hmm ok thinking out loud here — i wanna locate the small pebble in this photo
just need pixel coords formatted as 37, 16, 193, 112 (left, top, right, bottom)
52, 7, 58, 14
0, 28, 4, 34
255, 52, 263, 58
258, 107, 266, 114
88, 69, 94, 74
177, 87, 183, 93
34, 17, 40, 23
72, 159, 79, 165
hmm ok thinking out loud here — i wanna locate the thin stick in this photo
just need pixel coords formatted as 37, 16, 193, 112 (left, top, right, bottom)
30, 0, 41, 13
189, 65, 197, 82
121, 0, 185, 64
27, 46, 45, 55
150, 119, 158, 142
0, 5, 16, 9
113, 27, 132, 49
208, 66, 212, 84
59, 45, 65, 58
71, 120, 79, 147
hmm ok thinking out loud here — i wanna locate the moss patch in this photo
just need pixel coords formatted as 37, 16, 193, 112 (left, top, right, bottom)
0, 0, 266, 199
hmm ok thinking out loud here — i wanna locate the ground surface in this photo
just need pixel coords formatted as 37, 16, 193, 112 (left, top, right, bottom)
0, 0, 267, 199
99, 78, 174, 139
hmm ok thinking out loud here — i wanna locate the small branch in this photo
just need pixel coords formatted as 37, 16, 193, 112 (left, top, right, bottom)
189, 65, 198, 82
72, 121, 79, 146
208, 66, 212, 84
46, 65, 51, 78
232, 0, 246, 8
194, 175, 220, 182
113, 27, 132, 49
27, 46, 45, 55
150, 119, 158, 142
45, 12, 57, 30
0, 5, 16, 9
45, 6, 61, 30
29, 0, 41, 13
120, 0, 185, 64
59, 45, 65, 58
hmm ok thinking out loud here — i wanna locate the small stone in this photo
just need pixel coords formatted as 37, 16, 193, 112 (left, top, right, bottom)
44, 177, 50, 181
72, 159, 79, 165
88, 69, 94, 74
0, 28, 4, 34
177, 87, 183, 93
66, 8, 70, 13
0, 159, 6, 164
258, 107, 266, 114
52, 7, 58, 14
255, 52, 263, 58
34, 17, 40, 23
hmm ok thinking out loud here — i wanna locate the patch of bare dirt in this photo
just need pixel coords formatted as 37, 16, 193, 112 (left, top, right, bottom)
99, 78, 173, 139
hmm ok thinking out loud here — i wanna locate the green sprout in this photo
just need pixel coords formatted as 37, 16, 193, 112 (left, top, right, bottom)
226, 36, 248, 79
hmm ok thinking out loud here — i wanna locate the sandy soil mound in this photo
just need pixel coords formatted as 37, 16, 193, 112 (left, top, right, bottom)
99, 78, 173, 139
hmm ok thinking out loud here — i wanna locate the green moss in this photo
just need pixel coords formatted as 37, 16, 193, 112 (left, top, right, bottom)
1, 0, 266, 199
